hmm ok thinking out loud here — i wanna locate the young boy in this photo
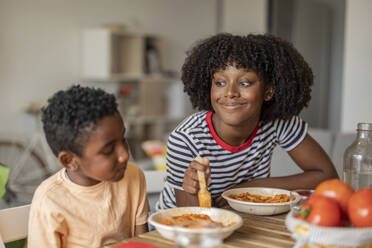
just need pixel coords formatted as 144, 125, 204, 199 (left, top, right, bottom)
28, 85, 149, 247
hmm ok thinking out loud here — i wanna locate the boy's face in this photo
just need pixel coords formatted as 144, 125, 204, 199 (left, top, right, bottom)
73, 112, 130, 185
211, 64, 270, 127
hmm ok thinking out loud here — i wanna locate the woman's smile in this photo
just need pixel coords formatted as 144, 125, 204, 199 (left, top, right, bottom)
219, 101, 247, 110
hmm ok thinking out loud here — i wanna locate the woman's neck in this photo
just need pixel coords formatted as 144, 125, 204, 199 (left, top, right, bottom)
212, 113, 259, 147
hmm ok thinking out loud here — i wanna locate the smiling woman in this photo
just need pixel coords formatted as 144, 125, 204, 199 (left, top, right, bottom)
156, 33, 338, 211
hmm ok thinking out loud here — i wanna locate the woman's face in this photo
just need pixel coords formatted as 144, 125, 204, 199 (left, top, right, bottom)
210, 65, 270, 127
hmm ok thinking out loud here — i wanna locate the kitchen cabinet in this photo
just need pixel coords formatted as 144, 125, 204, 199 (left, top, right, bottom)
81, 28, 162, 81
81, 27, 185, 161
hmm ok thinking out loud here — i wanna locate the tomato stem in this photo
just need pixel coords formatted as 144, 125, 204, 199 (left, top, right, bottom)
298, 206, 311, 219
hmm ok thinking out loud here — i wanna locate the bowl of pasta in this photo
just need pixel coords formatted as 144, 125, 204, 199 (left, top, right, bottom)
148, 207, 243, 247
222, 187, 301, 215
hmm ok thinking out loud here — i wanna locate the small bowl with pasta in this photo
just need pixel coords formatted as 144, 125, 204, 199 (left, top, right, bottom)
222, 187, 301, 215
148, 207, 243, 247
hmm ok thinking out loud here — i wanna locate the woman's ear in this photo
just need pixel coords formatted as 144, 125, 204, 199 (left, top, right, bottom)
58, 151, 79, 171
264, 86, 274, 101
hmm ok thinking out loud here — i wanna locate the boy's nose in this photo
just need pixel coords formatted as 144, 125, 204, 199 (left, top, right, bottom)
118, 156, 126, 163
117, 146, 129, 163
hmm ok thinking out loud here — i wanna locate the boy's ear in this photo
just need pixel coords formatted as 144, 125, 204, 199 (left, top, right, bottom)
58, 151, 79, 171
264, 86, 274, 101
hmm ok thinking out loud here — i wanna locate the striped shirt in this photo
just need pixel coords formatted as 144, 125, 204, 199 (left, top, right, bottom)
155, 111, 307, 210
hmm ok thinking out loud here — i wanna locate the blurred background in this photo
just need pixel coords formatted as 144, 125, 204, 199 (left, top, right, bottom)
0, 0, 371, 209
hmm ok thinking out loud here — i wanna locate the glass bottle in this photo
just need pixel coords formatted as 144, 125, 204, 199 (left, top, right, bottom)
343, 123, 372, 190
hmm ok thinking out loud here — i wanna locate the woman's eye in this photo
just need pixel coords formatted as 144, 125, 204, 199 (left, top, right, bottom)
239, 81, 252, 87
214, 81, 226, 87
121, 136, 127, 143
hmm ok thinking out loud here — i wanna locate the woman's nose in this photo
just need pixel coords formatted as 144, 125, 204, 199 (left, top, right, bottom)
225, 83, 239, 98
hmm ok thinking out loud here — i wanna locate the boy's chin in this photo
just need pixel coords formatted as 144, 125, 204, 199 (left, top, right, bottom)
112, 169, 126, 182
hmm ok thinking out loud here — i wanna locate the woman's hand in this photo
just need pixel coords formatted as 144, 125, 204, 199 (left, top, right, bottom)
182, 157, 211, 194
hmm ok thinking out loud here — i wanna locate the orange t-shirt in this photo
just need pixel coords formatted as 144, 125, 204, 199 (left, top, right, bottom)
28, 162, 149, 248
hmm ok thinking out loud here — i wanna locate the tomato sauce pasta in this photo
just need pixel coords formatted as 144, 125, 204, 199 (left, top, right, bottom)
161, 214, 227, 228
229, 192, 290, 203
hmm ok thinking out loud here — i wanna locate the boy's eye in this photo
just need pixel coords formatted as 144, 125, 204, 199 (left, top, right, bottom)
214, 81, 226, 87
103, 145, 115, 155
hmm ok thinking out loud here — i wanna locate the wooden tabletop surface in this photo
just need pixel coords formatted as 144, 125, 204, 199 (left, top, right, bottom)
107, 210, 295, 248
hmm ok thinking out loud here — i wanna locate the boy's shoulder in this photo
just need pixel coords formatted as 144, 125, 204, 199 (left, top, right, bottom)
31, 163, 144, 207
33, 163, 143, 193
30, 169, 66, 208
34, 169, 64, 192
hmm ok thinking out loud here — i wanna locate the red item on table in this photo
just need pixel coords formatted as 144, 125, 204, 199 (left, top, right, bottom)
114, 242, 159, 248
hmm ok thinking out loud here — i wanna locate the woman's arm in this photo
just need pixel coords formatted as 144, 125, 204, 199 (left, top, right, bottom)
234, 134, 339, 190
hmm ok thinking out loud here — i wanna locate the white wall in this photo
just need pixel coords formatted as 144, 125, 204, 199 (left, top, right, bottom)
324, 0, 346, 132
292, 0, 332, 129
294, 0, 345, 132
0, 0, 218, 133
341, 0, 372, 131
0, 0, 270, 136
221, 0, 267, 34
2, 0, 371, 134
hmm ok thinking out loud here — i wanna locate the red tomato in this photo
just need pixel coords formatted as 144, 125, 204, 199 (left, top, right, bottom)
298, 195, 342, 227
348, 188, 372, 228
314, 179, 354, 213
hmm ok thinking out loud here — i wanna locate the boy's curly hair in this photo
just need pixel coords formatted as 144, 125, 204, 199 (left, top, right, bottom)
41, 85, 118, 157
181, 33, 313, 122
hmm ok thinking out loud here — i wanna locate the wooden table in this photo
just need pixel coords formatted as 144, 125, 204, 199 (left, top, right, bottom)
107, 211, 295, 248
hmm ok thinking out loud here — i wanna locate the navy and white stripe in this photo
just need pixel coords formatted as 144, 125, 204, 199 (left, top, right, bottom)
155, 111, 307, 210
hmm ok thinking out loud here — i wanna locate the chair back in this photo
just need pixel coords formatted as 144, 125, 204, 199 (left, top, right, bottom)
271, 128, 333, 177
0, 204, 30, 244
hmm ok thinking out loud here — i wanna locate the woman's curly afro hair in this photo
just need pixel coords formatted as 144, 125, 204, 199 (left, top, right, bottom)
181, 33, 313, 122
41, 85, 118, 157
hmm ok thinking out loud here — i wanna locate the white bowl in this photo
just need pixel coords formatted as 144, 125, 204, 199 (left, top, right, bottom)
286, 210, 372, 247
148, 207, 242, 246
222, 187, 300, 215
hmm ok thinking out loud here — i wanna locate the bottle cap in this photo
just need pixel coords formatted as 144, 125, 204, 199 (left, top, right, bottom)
357, 123, 372, 131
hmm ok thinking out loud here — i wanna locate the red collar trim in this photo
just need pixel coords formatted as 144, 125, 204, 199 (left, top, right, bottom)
205, 111, 259, 152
